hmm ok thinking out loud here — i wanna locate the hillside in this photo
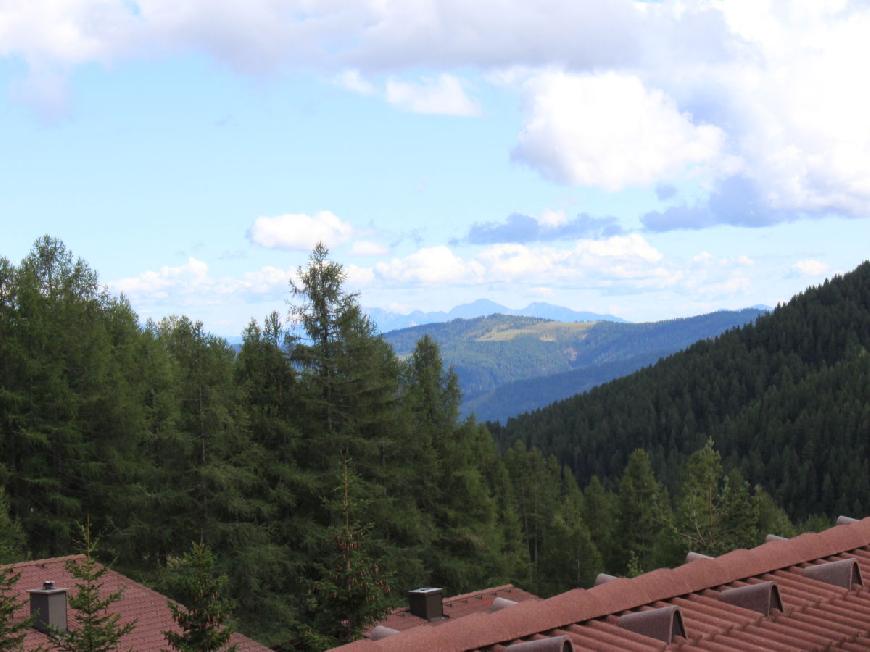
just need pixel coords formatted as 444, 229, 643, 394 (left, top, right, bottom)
382, 309, 765, 421
492, 261, 870, 521
366, 299, 625, 332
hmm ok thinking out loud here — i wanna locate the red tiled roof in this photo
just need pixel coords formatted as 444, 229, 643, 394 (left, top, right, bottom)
4, 555, 271, 651
333, 517, 870, 651
369, 584, 539, 635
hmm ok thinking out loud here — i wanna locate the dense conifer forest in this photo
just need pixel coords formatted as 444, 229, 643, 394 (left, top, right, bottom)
0, 237, 855, 650
492, 260, 870, 521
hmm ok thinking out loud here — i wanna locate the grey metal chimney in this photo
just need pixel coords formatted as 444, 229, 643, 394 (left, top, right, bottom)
27, 581, 68, 633
407, 587, 444, 621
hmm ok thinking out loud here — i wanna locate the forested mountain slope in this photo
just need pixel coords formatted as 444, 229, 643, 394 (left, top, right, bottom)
383, 309, 765, 421
492, 261, 870, 521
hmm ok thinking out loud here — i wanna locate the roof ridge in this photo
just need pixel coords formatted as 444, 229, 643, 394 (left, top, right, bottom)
444, 584, 521, 604
363, 517, 870, 651
1, 554, 86, 570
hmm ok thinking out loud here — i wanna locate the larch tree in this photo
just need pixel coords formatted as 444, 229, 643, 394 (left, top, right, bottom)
163, 543, 237, 652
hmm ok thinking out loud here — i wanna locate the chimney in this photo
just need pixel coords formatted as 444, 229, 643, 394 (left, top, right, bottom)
407, 587, 444, 621
28, 581, 68, 633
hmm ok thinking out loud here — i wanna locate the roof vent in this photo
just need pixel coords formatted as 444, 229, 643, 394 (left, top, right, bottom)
27, 581, 68, 633
837, 515, 858, 525
617, 606, 686, 644
801, 559, 863, 590
594, 573, 618, 586
719, 581, 784, 616
505, 635, 571, 651
369, 625, 400, 640
407, 587, 444, 621
686, 551, 713, 563
766, 534, 787, 542
490, 596, 518, 612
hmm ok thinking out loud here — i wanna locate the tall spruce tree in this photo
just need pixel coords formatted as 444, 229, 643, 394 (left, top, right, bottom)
299, 457, 392, 650
616, 450, 674, 574
163, 543, 237, 652
675, 440, 759, 556
50, 523, 136, 652
0, 561, 30, 652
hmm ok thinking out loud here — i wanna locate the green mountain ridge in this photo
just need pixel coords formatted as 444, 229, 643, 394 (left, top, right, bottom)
382, 309, 766, 422
491, 261, 870, 520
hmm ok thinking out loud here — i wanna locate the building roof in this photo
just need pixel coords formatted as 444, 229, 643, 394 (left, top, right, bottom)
4, 554, 271, 651
333, 517, 870, 651
369, 584, 539, 635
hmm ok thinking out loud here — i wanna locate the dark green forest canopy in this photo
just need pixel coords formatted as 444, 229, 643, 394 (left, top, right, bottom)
0, 237, 859, 650
493, 260, 870, 520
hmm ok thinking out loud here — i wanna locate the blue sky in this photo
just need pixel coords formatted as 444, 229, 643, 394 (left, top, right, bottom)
1, 2, 868, 336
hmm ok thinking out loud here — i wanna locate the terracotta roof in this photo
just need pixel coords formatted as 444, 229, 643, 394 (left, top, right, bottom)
333, 517, 870, 651
4, 555, 271, 651
368, 584, 539, 635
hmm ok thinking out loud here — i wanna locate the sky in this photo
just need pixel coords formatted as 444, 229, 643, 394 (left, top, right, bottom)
1, 1, 869, 336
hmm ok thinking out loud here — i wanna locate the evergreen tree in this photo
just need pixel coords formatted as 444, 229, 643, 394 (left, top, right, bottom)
299, 457, 392, 650
0, 564, 30, 652
615, 450, 673, 574
582, 476, 617, 572
50, 523, 136, 652
537, 472, 602, 594
163, 543, 237, 652
675, 440, 759, 556
0, 488, 25, 564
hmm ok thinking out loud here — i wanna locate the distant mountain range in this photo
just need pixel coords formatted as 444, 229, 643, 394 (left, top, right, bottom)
365, 299, 626, 333
381, 308, 766, 422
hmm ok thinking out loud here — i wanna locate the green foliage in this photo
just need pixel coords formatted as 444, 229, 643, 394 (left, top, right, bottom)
0, 564, 30, 652
50, 523, 136, 652
0, 237, 830, 648
616, 450, 674, 574
163, 543, 237, 652
0, 488, 25, 565
296, 458, 392, 650
498, 261, 870, 520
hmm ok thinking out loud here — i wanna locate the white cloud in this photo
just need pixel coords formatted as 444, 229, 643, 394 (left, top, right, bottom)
335, 69, 375, 95
792, 259, 829, 277
367, 235, 670, 289
385, 74, 480, 116
375, 246, 484, 284
351, 240, 389, 256
5, 1, 870, 219
536, 209, 568, 228
512, 70, 728, 190
110, 258, 293, 305
248, 211, 354, 251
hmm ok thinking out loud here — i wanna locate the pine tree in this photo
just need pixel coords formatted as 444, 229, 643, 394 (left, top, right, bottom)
0, 488, 25, 565
0, 565, 30, 652
675, 440, 760, 556
49, 523, 136, 652
615, 449, 673, 574
299, 456, 392, 650
163, 543, 237, 652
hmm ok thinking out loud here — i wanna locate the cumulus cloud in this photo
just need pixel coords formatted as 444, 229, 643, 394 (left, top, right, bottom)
248, 211, 354, 250
111, 258, 293, 305
512, 70, 729, 190
368, 234, 668, 290
467, 212, 624, 244
6, 1, 870, 222
792, 259, 830, 277
385, 74, 480, 116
